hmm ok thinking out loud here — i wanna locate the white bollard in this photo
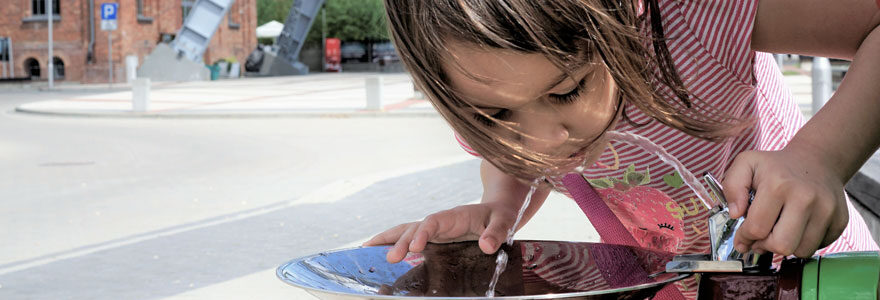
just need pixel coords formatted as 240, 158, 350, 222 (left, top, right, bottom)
229, 62, 240, 78
132, 78, 150, 112
366, 76, 383, 110
125, 55, 139, 84
775, 54, 784, 69
811, 57, 832, 116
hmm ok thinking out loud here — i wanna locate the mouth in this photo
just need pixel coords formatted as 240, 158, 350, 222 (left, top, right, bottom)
567, 146, 588, 159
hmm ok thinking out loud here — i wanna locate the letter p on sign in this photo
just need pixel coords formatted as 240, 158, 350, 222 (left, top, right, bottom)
101, 3, 117, 20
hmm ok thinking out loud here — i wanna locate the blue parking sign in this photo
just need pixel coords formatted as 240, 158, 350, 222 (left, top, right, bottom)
101, 3, 118, 20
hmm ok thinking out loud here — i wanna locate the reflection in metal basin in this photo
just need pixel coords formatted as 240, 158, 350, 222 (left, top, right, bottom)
277, 240, 689, 299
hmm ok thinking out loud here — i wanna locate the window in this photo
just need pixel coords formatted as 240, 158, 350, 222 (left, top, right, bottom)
227, 0, 240, 29
0, 38, 9, 62
24, 58, 40, 79
32, 0, 60, 16
137, 0, 154, 23
52, 57, 64, 79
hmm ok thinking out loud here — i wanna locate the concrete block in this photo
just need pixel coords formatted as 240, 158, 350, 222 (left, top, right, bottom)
365, 76, 383, 110
125, 55, 139, 84
258, 52, 308, 76
137, 43, 210, 82
132, 78, 150, 112
229, 62, 240, 78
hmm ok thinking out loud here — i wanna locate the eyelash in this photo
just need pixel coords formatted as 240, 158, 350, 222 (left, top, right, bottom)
472, 76, 587, 127
548, 78, 587, 104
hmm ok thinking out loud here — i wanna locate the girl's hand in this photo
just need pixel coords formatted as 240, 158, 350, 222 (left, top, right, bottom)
363, 201, 519, 263
722, 146, 849, 258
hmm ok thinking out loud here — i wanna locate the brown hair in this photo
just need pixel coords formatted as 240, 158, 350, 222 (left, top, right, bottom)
384, 0, 746, 180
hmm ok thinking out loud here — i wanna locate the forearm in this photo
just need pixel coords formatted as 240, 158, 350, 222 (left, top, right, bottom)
480, 159, 550, 230
788, 24, 880, 181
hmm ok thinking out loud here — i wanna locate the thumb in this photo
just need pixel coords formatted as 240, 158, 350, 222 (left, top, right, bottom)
479, 211, 515, 254
722, 153, 757, 219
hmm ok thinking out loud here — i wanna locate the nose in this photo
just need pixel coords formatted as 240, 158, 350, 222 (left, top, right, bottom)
515, 109, 569, 154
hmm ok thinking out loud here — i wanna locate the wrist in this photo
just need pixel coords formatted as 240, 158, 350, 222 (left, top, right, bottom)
783, 137, 850, 183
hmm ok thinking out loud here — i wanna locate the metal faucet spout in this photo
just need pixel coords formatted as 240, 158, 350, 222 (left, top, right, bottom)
704, 173, 760, 268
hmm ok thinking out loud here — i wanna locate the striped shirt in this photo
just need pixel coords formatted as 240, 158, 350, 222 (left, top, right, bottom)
457, 0, 878, 298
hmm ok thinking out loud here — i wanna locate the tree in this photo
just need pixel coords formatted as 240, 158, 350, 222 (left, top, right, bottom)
257, 0, 294, 26
257, 0, 389, 46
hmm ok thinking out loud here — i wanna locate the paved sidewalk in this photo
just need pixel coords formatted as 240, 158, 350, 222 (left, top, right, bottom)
9, 71, 818, 119
12, 73, 437, 118
9, 69, 878, 300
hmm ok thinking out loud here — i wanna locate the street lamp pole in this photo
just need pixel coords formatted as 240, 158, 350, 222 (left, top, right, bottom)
48, 0, 54, 89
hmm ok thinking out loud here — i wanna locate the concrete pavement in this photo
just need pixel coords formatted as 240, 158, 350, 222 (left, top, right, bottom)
4, 70, 819, 118
10, 73, 437, 118
6, 70, 877, 300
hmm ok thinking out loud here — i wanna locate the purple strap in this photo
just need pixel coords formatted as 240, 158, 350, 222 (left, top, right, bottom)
562, 173, 687, 300
562, 174, 638, 246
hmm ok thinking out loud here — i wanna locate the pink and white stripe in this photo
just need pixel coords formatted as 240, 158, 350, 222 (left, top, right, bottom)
456, 0, 879, 297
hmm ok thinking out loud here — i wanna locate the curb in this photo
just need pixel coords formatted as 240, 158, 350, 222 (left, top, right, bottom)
12, 106, 440, 119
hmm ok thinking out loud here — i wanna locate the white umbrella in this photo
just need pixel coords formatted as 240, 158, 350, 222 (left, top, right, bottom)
256, 21, 284, 38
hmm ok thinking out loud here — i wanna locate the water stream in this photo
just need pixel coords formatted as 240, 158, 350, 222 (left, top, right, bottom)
486, 179, 540, 297
485, 131, 714, 297
605, 131, 715, 210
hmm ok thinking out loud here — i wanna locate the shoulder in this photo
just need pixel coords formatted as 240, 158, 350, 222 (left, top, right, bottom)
655, 0, 761, 84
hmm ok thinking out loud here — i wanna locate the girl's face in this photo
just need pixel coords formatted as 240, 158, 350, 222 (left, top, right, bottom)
445, 43, 619, 166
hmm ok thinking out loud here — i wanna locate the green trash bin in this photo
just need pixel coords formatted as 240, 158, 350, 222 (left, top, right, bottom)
207, 64, 220, 80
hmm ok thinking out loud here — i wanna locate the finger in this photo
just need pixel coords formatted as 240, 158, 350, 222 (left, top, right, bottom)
387, 224, 418, 263
410, 215, 442, 253
734, 186, 783, 253
721, 153, 757, 218
821, 201, 849, 249
753, 199, 810, 256
793, 218, 828, 258
479, 210, 515, 254
363, 223, 410, 246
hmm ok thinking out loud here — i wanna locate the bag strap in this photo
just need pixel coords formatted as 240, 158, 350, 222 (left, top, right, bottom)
562, 173, 687, 300
562, 173, 638, 246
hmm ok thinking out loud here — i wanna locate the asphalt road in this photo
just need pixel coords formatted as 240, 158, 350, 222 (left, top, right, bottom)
0, 92, 483, 299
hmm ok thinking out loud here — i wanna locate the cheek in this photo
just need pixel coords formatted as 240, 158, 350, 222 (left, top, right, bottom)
568, 87, 618, 135
583, 135, 611, 164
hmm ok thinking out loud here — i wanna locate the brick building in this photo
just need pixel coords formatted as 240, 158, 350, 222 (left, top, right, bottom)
0, 0, 257, 83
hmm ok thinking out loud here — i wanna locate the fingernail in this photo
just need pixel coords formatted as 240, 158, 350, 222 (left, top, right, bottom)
728, 202, 738, 216
483, 236, 497, 248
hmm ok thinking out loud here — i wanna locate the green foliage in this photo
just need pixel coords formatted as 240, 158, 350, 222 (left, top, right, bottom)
257, 0, 389, 46
257, 0, 294, 26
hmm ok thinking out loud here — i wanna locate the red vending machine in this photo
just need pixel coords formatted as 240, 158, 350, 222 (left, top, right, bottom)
324, 38, 341, 72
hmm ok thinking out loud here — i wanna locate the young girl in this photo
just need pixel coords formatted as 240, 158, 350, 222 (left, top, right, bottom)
365, 0, 880, 297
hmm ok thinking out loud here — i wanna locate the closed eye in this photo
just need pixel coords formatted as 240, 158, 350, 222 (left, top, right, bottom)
548, 77, 587, 105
